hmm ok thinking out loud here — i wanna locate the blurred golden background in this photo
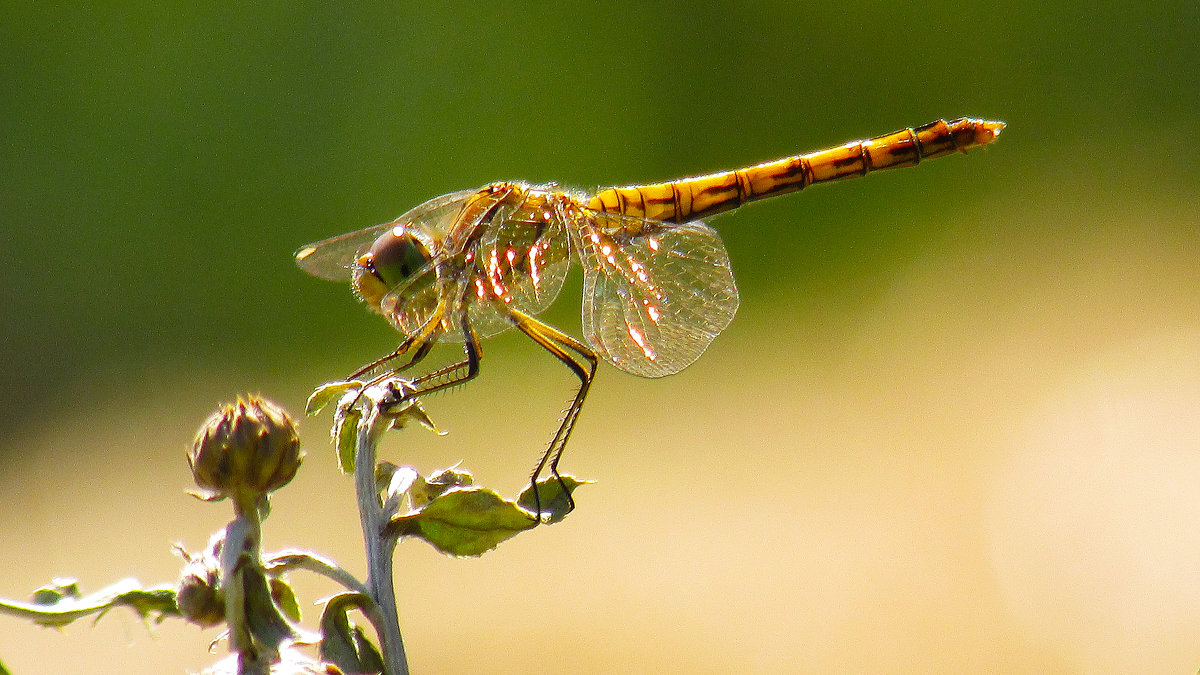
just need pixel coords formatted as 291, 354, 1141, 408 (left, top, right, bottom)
1, 2, 1198, 673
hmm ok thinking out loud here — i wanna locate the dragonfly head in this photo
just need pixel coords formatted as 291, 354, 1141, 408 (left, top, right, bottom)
352, 224, 434, 310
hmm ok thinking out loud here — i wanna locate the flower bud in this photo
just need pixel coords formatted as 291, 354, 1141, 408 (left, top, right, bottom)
177, 557, 224, 628
189, 396, 303, 507
175, 534, 225, 628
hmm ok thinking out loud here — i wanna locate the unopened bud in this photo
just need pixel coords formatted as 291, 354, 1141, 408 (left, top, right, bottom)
188, 396, 302, 508
177, 559, 224, 628
176, 535, 224, 628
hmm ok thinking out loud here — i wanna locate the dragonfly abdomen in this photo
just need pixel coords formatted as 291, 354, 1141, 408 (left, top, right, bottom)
587, 117, 1004, 224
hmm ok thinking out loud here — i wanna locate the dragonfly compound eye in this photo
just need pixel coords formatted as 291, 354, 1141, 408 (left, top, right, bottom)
365, 226, 432, 287
352, 225, 434, 311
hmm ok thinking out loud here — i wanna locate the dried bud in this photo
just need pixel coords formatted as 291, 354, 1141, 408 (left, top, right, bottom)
175, 534, 225, 627
189, 396, 303, 507
177, 555, 224, 628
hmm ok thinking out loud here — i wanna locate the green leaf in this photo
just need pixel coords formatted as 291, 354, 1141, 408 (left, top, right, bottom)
414, 465, 473, 507
387, 402, 441, 433
0, 579, 179, 628
334, 408, 362, 474
241, 564, 297, 651
103, 588, 179, 625
305, 381, 362, 416
269, 578, 302, 624
318, 593, 385, 675
516, 475, 591, 525
30, 579, 80, 606
386, 487, 537, 557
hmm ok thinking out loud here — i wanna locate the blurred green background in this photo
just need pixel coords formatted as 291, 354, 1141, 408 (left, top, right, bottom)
2, 2, 1198, 673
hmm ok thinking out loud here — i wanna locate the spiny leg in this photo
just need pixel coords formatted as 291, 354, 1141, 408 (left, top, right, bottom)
341, 335, 438, 415
507, 307, 598, 521
346, 302, 448, 410
407, 313, 482, 397
350, 334, 432, 380
351, 298, 452, 380
348, 313, 480, 433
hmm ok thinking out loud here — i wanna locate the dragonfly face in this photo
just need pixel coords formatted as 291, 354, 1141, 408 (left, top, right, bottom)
352, 224, 436, 312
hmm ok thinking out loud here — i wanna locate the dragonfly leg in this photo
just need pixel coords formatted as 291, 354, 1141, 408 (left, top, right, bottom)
341, 335, 439, 415
350, 335, 430, 380
407, 314, 482, 397
338, 304, 453, 417
506, 308, 598, 521
349, 301, 451, 381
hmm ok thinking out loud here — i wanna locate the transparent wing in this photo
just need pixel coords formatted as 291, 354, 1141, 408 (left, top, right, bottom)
295, 189, 477, 281
295, 223, 392, 282
379, 259, 460, 341
574, 209, 739, 378
465, 192, 573, 339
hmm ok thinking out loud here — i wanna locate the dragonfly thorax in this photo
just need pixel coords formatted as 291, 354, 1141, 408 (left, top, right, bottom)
352, 224, 435, 311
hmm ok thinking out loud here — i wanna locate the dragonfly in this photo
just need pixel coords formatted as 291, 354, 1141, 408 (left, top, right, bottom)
296, 116, 1004, 518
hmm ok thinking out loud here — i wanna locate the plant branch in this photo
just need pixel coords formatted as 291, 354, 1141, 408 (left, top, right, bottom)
356, 390, 408, 675
264, 551, 370, 597
0, 579, 177, 626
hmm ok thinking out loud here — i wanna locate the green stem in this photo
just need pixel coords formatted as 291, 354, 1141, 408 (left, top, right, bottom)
264, 551, 370, 597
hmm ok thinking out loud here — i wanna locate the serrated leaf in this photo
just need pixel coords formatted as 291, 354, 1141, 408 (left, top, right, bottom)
387, 487, 537, 556
516, 475, 591, 525
305, 381, 362, 416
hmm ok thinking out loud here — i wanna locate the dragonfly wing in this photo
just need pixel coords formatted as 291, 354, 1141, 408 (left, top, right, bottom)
574, 210, 739, 378
379, 259, 460, 341
295, 189, 477, 281
466, 194, 573, 339
295, 223, 391, 281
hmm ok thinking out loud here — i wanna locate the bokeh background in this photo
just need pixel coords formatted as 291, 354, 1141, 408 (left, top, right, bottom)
2, 2, 1198, 673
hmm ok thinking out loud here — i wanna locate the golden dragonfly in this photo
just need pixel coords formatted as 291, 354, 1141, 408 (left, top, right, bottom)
296, 117, 1004, 517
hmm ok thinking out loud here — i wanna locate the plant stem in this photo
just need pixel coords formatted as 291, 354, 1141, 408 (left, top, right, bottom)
222, 509, 271, 675
356, 405, 408, 675
264, 551, 371, 597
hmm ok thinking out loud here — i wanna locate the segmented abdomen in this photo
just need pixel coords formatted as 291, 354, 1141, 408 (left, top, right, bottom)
587, 117, 1005, 224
